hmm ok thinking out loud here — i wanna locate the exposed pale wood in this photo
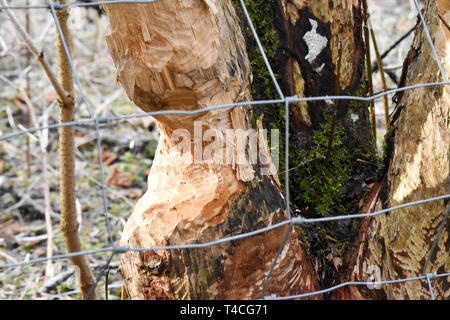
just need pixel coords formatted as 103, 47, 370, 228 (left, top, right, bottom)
335, 0, 450, 300
103, 0, 319, 299
104, 0, 449, 300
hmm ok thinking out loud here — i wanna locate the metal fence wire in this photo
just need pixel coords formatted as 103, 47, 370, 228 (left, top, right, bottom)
0, 0, 449, 300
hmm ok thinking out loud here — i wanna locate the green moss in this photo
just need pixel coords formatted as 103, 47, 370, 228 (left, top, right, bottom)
294, 225, 306, 240
122, 151, 133, 162
352, 219, 360, 233
348, 82, 367, 115
230, 1, 383, 289
96, 215, 105, 226
233, 0, 280, 99
236, 0, 379, 222
291, 111, 350, 216
58, 284, 71, 293
233, 0, 286, 185
290, 85, 380, 218
111, 203, 124, 216
198, 266, 209, 290
233, 0, 282, 103
3, 162, 11, 172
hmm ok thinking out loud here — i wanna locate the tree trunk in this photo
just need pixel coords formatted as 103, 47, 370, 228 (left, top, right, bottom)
260, 0, 378, 292
333, 0, 449, 300
103, 0, 320, 300
103, 0, 447, 300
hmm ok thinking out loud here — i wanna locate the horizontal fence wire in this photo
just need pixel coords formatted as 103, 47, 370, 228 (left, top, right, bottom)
0, 0, 449, 301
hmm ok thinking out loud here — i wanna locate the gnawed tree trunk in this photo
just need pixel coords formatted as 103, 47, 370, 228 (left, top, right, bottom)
334, 0, 450, 300
264, 0, 378, 291
103, 0, 450, 300
103, 0, 319, 299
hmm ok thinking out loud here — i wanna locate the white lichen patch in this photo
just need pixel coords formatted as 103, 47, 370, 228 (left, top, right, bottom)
351, 113, 359, 122
303, 19, 328, 72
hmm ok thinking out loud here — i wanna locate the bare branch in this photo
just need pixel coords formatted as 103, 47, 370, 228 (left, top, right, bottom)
0, 0, 73, 106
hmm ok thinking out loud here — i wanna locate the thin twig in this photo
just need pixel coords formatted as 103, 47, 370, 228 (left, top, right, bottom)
362, 0, 376, 143
105, 266, 110, 300
325, 41, 342, 161
0, 251, 17, 264
369, 20, 390, 131
0, 0, 73, 106
25, 1, 32, 178
52, 0, 97, 300
17, 82, 54, 278
371, 25, 417, 74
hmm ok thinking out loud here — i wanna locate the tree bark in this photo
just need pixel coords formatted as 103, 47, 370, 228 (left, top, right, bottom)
103, 0, 319, 299
54, 1, 98, 300
103, 0, 448, 300
333, 0, 450, 300
264, 0, 377, 292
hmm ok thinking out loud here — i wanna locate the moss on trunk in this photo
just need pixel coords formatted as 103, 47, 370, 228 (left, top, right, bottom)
233, 0, 379, 291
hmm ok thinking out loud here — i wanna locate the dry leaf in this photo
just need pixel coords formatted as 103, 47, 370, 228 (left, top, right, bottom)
0, 221, 23, 248
127, 188, 143, 199
102, 149, 117, 166
82, 204, 92, 212
106, 166, 132, 188
0, 220, 24, 236
27, 239, 44, 247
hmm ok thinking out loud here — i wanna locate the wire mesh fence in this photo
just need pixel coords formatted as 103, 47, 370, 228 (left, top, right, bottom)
0, 0, 449, 300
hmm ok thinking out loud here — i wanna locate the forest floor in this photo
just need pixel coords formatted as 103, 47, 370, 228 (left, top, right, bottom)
0, 0, 418, 299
